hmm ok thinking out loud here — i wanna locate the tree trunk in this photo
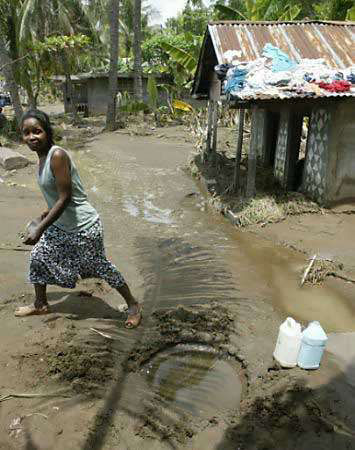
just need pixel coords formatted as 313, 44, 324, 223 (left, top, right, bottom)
133, 0, 143, 102
60, 51, 78, 123
0, 36, 23, 126
106, 0, 119, 131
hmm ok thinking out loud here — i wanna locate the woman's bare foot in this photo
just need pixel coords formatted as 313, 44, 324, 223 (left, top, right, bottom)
15, 304, 50, 317
125, 303, 142, 329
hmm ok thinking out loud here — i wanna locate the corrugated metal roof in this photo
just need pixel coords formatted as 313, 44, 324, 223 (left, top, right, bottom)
192, 21, 355, 101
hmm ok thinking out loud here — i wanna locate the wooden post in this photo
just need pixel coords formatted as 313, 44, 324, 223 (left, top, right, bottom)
246, 108, 257, 198
205, 100, 213, 159
233, 108, 245, 192
212, 100, 218, 153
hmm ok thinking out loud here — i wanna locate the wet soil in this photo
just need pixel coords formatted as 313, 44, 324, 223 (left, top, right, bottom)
0, 107, 355, 449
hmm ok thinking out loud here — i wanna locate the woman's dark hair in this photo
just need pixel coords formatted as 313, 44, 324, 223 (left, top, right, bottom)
21, 109, 54, 148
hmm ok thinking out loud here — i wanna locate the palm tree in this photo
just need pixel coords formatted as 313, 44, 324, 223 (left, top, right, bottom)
0, 34, 23, 125
133, 0, 143, 101
0, 0, 23, 125
18, 0, 94, 112
106, 0, 119, 130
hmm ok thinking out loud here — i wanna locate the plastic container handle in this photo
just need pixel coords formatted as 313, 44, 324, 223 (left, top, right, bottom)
286, 318, 295, 328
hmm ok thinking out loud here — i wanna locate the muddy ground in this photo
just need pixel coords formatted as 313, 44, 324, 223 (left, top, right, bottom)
0, 106, 355, 449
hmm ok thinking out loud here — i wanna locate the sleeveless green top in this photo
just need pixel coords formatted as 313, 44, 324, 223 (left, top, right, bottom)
38, 146, 99, 232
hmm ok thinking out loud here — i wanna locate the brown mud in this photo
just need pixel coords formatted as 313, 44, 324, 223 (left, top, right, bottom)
0, 106, 354, 449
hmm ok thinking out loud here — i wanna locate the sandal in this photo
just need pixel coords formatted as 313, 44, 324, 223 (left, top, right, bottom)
125, 304, 142, 329
15, 304, 50, 317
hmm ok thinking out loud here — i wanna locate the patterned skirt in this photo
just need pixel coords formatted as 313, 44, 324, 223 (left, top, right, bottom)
29, 219, 125, 289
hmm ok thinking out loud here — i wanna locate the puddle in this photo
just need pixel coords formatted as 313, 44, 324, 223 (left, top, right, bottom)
75, 144, 355, 334
143, 198, 174, 225
123, 198, 140, 217
143, 345, 242, 419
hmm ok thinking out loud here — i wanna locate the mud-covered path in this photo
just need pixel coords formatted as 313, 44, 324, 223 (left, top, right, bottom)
1, 123, 355, 449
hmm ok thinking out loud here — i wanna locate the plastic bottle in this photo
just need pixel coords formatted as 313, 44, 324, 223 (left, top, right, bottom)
297, 321, 327, 370
273, 317, 302, 368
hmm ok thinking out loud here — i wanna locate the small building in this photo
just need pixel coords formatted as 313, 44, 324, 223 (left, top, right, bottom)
53, 72, 170, 116
192, 20, 355, 206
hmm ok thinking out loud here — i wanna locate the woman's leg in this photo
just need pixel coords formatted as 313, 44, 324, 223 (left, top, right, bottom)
116, 283, 142, 328
92, 260, 142, 328
34, 284, 49, 308
81, 220, 142, 328
15, 283, 49, 317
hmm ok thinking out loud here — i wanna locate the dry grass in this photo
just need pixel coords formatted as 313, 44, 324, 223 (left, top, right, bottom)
189, 154, 324, 228
230, 193, 322, 227
301, 259, 340, 285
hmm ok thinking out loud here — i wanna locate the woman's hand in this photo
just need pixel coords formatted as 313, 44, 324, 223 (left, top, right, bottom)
23, 228, 42, 245
40, 209, 50, 220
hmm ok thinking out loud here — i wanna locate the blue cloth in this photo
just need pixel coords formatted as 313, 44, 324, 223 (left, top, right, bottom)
262, 43, 297, 72
347, 73, 355, 84
225, 68, 248, 93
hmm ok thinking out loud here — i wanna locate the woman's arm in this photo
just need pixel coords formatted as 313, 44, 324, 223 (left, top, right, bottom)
24, 149, 72, 245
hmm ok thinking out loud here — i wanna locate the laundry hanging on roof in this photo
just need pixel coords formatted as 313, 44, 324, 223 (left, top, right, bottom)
224, 68, 248, 93
318, 81, 351, 93
214, 44, 355, 100
262, 43, 297, 72
215, 64, 233, 81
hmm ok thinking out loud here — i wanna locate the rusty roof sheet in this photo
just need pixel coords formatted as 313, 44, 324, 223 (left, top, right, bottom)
193, 21, 355, 100
209, 21, 354, 68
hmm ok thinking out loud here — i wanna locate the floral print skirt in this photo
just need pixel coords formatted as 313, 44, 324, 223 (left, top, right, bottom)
29, 219, 125, 289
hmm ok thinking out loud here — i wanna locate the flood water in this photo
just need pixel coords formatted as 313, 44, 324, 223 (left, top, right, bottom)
142, 345, 242, 419
70, 132, 355, 421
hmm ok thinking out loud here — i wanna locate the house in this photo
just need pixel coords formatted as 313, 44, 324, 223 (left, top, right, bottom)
53, 72, 170, 116
192, 21, 355, 206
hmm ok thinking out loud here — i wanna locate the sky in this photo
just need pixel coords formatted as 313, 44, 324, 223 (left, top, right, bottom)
148, 0, 211, 25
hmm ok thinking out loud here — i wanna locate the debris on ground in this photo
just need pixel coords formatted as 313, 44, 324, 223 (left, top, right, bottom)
300, 257, 343, 285
189, 154, 322, 228
0, 147, 29, 170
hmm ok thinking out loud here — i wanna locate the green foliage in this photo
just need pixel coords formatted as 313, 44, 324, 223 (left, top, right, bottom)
214, 0, 303, 21
142, 33, 200, 68
31, 35, 91, 55
160, 41, 198, 75
314, 0, 355, 20
147, 76, 158, 112
166, 0, 211, 36
347, 5, 355, 20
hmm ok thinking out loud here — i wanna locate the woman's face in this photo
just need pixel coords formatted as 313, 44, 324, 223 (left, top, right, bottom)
22, 118, 49, 153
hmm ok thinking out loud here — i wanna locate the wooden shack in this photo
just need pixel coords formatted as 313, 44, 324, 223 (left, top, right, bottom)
192, 20, 355, 206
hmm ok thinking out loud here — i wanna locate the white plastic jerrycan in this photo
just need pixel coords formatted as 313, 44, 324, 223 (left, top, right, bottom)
273, 317, 302, 368
297, 321, 327, 370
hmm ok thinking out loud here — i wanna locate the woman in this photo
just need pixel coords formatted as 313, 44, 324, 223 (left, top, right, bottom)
15, 109, 142, 328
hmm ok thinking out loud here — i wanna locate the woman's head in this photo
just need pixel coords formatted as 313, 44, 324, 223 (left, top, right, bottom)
21, 109, 54, 153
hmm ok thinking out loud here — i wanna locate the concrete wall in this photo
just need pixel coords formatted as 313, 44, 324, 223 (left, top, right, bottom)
302, 108, 331, 204
302, 100, 355, 206
327, 101, 355, 205
63, 77, 170, 116
274, 110, 302, 189
87, 78, 108, 115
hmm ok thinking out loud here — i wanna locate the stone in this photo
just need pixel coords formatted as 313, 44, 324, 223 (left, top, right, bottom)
0, 147, 29, 170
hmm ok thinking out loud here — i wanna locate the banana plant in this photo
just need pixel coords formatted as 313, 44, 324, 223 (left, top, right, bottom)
160, 41, 198, 76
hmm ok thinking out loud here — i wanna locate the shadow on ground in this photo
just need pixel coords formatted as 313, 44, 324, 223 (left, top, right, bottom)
215, 361, 355, 450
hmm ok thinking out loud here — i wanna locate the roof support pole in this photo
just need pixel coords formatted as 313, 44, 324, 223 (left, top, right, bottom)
233, 108, 245, 192
246, 107, 257, 198
204, 100, 213, 161
212, 100, 218, 153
